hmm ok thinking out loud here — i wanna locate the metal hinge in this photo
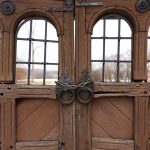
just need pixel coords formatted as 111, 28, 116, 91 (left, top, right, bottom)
47, 0, 103, 12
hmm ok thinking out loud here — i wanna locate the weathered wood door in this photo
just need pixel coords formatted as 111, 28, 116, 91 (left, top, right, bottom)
0, 0, 74, 150
0, 0, 150, 150
75, 0, 150, 150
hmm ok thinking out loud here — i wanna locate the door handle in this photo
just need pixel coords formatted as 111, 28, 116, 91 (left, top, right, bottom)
56, 70, 94, 104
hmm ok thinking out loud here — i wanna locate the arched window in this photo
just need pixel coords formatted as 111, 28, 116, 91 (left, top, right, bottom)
147, 26, 150, 81
91, 14, 132, 82
15, 18, 58, 85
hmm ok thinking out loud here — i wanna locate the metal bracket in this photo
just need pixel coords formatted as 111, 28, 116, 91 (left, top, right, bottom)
75, 1, 103, 7
136, 0, 150, 12
0, 0, 15, 15
47, 0, 103, 12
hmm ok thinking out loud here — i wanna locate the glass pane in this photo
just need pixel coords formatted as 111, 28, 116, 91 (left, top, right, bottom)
92, 20, 103, 37
32, 20, 45, 39
147, 62, 150, 82
30, 41, 44, 62
120, 19, 132, 37
148, 39, 150, 60
45, 65, 58, 85
16, 64, 28, 84
104, 62, 117, 82
148, 27, 150, 37
47, 22, 58, 41
17, 20, 30, 38
46, 42, 58, 63
119, 63, 131, 82
105, 39, 118, 60
30, 64, 43, 85
120, 39, 131, 61
91, 62, 103, 82
16, 40, 29, 62
106, 19, 118, 37
91, 39, 103, 60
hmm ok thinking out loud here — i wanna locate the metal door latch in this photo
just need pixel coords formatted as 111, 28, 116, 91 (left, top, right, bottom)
56, 70, 94, 104
47, 0, 103, 12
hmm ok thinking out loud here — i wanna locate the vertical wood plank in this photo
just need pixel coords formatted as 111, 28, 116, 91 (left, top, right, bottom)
76, 102, 91, 150
1, 98, 16, 150
75, 6, 88, 81
60, 104, 75, 150
3, 31, 12, 82
133, 31, 147, 81
134, 97, 149, 150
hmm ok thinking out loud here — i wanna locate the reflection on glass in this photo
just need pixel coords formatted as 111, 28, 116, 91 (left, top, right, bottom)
16, 41, 29, 62
32, 20, 45, 39
92, 20, 103, 37
45, 65, 58, 85
148, 39, 150, 60
147, 63, 150, 82
120, 39, 131, 61
148, 27, 150, 37
106, 19, 118, 37
47, 23, 58, 40
17, 20, 30, 38
16, 64, 28, 84
105, 40, 118, 60
91, 39, 103, 60
30, 64, 43, 85
46, 42, 58, 63
119, 63, 131, 82
91, 62, 102, 82
30, 41, 44, 62
104, 62, 117, 82
120, 19, 131, 37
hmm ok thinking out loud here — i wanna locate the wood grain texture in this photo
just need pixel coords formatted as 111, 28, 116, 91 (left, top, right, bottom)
17, 99, 59, 142
92, 137, 134, 150
134, 97, 149, 150
91, 97, 133, 139
16, 141, 58, 150
1, 98, 16, 150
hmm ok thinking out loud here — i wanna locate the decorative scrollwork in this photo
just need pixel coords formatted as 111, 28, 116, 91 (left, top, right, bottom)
0, 0, 15, 15
56, 70, 94, 104
136, 0, 150, 12
76, 70, 94, 104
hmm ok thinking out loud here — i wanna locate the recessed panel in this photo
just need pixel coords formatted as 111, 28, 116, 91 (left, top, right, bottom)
16, 98, 59, 142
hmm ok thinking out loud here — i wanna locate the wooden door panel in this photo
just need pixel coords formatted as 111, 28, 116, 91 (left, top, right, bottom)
92, 137, 134, 150
16, 141, 58, 150
91, 97, 134, 149
16, 99, 59, 142
91, 97, 134, 139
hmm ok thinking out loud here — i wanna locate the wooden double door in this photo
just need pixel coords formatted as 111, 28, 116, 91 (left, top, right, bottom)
0, 0, 150, 150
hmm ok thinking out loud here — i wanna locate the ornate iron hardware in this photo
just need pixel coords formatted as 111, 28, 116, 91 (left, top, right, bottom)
0, 0, 15, 15
56, 73, 76, 104
76, 70, 94, 104
56, 70, 94, 104
136, 0, 150, 12
47, 0, 103, 12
